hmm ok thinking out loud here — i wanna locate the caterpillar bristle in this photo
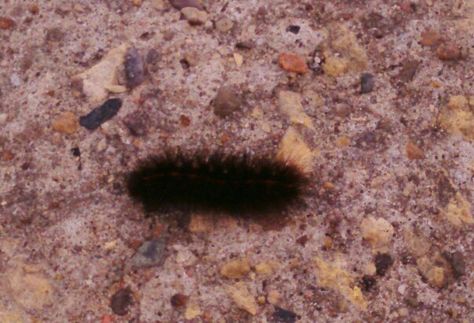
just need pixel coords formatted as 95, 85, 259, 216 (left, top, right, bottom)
126, 152, 309, 217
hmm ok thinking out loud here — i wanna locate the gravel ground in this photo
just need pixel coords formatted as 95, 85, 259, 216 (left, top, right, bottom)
0, 1, 473, 322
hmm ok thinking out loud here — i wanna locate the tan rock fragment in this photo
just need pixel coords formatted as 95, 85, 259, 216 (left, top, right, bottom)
278, 90, 314, 129
73, 44, 128, 104
267, 290, 281, 305
323, 56, 349, 77
184, 302, 202, 320
360, 217, 394, 251
314, 257, 367, 310
233, 53, 243, 66
438, 95, 474, 141
51, 112, 79, 134
181, 7, 208, 25
322, 23, 368, 76
416, 256, 446, 288
220, 258, 251, 279
276, 127, 313, 173
403, 229, 431, 257
226, 282, 257, 315
406, 141, 425, 160
255, 261, 279, 276
443, 193, 473, 227
278, 52, 308, 74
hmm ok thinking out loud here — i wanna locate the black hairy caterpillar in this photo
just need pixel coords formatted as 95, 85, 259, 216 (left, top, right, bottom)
126, 152, 309, 216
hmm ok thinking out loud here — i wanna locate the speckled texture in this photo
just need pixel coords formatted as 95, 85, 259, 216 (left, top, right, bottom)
0, 1, 473, 322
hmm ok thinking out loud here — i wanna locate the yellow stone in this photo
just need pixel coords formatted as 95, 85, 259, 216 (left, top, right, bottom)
416, 257, 446, 288
438, 95, 474, 141
360, 217, 394, 250
323, 56, 349, 77
444, 193, 473, 227
226, 282, 257, 315
255, 261, 279, 276
220, 258, 251, 279
403, 229, 431, 257
314, 256, 367, 310
233, 53, 243, 66
267, 290, 281, 305
278, 90, 314, 129
184, 303, 202, 320
336, 136, 350, 148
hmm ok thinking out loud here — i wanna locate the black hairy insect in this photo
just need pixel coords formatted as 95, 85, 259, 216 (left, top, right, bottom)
126, 152, 308, 216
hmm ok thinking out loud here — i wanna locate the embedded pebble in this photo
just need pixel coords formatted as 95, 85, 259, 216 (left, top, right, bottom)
286, 25, 300, 34
278, 52, 308, 74
436, 43, 463, 61
169, 0, 203, 10
110, 287, 133, 316
215, 17, 234, 32
79, 98, 122, 130
52, 112, 79, 134
128, 237, 167, 268
360, 73, 375, 94
398, 59, 420, 83
272, 306, 299, 323
125, 47, 145, 89
235, 41, 255, 50
420, 29, 442, 47
212, 85, 243, 118
170, 293, 188, 308
374, 253, 394, 276
220, 258, 251, 279
181, 7, 208, 25
360, 216, 394, 250
226, 282, 257, 315
406, 141, 425, 160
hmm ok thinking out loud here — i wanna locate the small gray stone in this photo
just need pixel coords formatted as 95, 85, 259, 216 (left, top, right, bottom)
169, 0, 203, 10
212, 85, 243, 118
129, 238, 167, 269
360, 73, 374, 94
125, 47, 145, 89
181, 7, 208, 25
215, 17, 234, 33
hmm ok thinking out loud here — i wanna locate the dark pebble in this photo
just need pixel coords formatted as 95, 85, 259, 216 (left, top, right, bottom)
129, 237, 167, 269
375, 253, 393, 276
296, 235, 308, 246
360, 73, 375, 94
235, 41, 255, 50
169, 0, 204, 10
398, 59, 419, 83
442, 251, 465, 279
71, 147, 81, 157
125, 47, 145, 89
360, 275, 376, 292
272, 307, 299, 323
170, 293, 188, 307
286, 25, 300, 34
110, 287, 133, 316
79, 98, 122, 130
212, 85, 243, 118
